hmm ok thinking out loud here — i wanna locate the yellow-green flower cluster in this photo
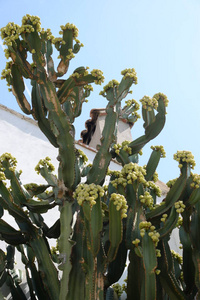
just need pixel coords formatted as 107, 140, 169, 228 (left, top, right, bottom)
179, 243, 183, 250
160, 213, 168, 223
21, 14, 41, 31
51, 245, 59, 256
101, 200, 108, 217
132, 238, 140, 246
84, 85, 93, 92
131, 112, 141, 121
122, 281, 127, 294
99, 79, 119, 95
103, 185, 108, 191
190, 173, 200, 189
0, 153, 17, 172
21, 19, 41, 34
1, 61, 12, 80
70, 72, 81, 79
113, 140, 132, 155
151, 145, 166, 158
35, 157, 55, 174
171, 250, 183, 264
1, 15, 50, 49
176, 216, 183, 228
0, 172, 6, 181
30, 62, 36, 69
180, 271, 184, 281
139, 191, 154, 207
153, 92, 169, 107
111, 177, 127, 188
91, 69, 104, 85
145, 181, 161, 197
77, 149, 88, 164
139, 149, 143, 156
52, 37, 66, 45
1, 22, 21, 46
139, 221, 152, 232
110, 193, 128, 218
113, 144, 122, 156
70, 68, 89, 79
73, 183, 104, 207
152, 171, 158, 183
155, 269, 161, 275
20, 24, 37, 34
139, 221, 160, 246
66, 48, 75, 60
121, 163, 146, 185
121, 68, 138, 84
140, 95, 158, 111
175, 201, 185, 213
125, 99, 140, 110
112, 283, 123, 297
3, 48, 11, 59
166, 178, 177, 188
107, 169, 122, 177
86, 163, 93, 168
173, 151, 196, 169
24, 183, 38, 190
123, 99, 141, 122
74, 38, 84, 47
41, 28, 54, 40
60, 23, 79, 38
156, 249, 161, 257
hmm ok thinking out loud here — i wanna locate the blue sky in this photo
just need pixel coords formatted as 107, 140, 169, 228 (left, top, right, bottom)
1, 0, 200, 183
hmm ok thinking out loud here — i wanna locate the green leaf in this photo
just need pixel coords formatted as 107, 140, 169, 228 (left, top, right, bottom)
90, 197, 103, 257
129, 96, 166, 154
6, 245, 15, 270
46, 40, 57, 81
56, 77, 75, 103
145, 149, 161, 181
87, 106, 117, 185
0, 219, 26, 245
31, 80, 58, 148
0, 250, 6, 274
0, 182, 32, 225
58, 201, 74, 300
40, 81, 76, 188
117, 76, 136, 102
158, 239, 185, 300
142, 107, 155, 129
2, 159, 31, 206
11, 64, 31, 115
187, 187, 200, 206
67, 216, 85, 300
158, 206, 179, 238
30, 230, 60, 299
106, 227, 127, 286
127, 249, 142, 299
25, 199, 56, 213
107, 201, 123, 262
141, 232, 157, 300
147, 172, 187, 219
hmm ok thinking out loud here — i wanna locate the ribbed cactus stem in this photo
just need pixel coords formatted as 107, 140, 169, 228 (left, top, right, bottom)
29, 231, 60, 299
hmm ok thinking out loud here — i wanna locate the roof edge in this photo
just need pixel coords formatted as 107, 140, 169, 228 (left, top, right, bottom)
0, 104, 37, 126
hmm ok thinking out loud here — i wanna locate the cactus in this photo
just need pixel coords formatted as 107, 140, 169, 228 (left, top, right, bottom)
1, 14, 200, 300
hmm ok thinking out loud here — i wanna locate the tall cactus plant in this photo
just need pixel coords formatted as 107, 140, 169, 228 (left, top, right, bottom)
1, 14, 200, 300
